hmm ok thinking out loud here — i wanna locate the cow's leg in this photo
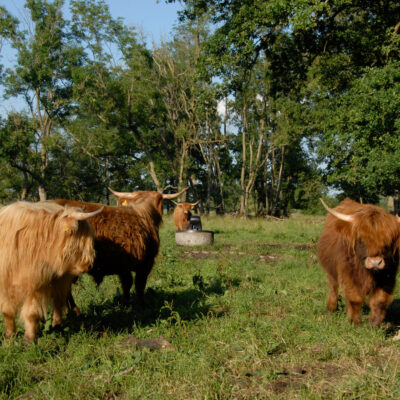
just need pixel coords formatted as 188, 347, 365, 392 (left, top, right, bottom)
51, 275, 74, 328
326, 274, 339, 312
21, 290, 49, 342
347, 299, 363, 325
134, 268, 151, 304
1, 302, 17, 338
21, 299, 42, 343
67, 292, 81, 316
369, 288, 393, 327
66, 276, 81, 316
118, 272, 133, 305
343, 289, 363, 325
23, 313, 40, 343
340, 271, 363, 325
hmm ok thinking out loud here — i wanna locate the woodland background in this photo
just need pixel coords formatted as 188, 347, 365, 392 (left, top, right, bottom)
1, 0, 400, 216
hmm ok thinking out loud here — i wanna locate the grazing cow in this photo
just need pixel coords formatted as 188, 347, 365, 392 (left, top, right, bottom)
54, 199, 162, 306
317, 198, 400, 326
172, 201, 200, 231
0, 201, 102, 342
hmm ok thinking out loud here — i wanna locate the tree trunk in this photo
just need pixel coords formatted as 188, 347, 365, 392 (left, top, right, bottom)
239, 101, 248, 216
177, 139, 189, 199
38, 186, 47, 201
271, 145, 286, 217
20, 171, 30, 200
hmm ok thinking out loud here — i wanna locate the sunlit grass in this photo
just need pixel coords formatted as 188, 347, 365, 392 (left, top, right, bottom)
1, 213, 400, 399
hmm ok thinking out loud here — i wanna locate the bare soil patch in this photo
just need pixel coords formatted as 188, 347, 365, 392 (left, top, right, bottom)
270, 362, 342, 397
181, 249, 284, 263
260, 243, 315, 251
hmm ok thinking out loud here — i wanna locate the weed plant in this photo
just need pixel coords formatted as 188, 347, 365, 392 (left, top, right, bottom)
1, 213, 400, 399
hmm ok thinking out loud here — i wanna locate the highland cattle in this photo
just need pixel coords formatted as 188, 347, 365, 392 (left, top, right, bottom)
0, 201, 102, 342
317, 198, 400, 326
172, 201, 200, 231
54, 199, 162, 307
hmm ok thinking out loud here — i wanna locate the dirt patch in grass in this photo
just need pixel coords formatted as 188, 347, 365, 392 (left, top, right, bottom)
182, 250, 217, 259
225, 361, 342, 399
261, 243, 315, 251
181, 249, 284, 263
269, 362, 342, 397
119, 335, 175, 351
258, 254, 282, 263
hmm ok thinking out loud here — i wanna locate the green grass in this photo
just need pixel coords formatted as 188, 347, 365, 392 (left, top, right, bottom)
2, 213, 400, 399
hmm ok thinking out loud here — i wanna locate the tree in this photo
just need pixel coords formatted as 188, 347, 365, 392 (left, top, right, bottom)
0, 113, 40, 200
172, 0, 400, 206
2, 0, 85, 200
315, 62, 400, 203
154, 18, 231, 211
303, 2, 400, 201
69, 0, 171, 193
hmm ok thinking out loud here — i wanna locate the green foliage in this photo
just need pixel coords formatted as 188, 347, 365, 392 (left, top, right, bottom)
2, 0, 400, 208
315, 62, 400, 200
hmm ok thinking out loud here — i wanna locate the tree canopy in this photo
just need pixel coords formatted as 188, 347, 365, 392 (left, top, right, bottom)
1, 0, 400, 213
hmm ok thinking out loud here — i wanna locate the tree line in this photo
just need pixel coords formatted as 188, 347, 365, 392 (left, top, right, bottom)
1, 0, 400, 216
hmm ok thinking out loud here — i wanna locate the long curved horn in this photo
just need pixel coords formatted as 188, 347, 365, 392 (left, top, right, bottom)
69, 206, 104, 221
320, 198, 354, 223
108, 187, 138, 199
163, 186, 189, 200
172, 201, 179, 206
190, 200, 200, 207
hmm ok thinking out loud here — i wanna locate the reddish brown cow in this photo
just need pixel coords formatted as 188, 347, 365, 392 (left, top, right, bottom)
172, 201, 200, 231
54, 198, 162, 306
317, 198, 400, 326
0, 201, 102, 342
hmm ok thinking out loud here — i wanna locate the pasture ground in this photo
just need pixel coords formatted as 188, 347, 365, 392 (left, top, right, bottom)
1, 213, 400, 399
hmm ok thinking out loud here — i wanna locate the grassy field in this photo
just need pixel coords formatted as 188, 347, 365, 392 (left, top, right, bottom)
2, 213, 400, 399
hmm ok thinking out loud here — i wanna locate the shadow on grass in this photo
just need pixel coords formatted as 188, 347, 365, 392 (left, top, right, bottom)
384, 300, 400, 336
51, 276, 241, 338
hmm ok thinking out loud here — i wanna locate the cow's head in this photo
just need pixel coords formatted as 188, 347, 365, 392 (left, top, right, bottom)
60, 205, 103, 234
59, 205, 104, 274
320, 198, 400, 271
173, 200, 200, 215
108, 186, 189, 215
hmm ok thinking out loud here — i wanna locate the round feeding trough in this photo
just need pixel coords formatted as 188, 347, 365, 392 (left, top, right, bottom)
175, 229, 214, 246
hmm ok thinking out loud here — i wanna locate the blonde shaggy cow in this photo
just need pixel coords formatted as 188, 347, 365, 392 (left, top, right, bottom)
0, 201, 102, 342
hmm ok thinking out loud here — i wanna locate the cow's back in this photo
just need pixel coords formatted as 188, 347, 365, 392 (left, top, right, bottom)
52, 199, 160, 276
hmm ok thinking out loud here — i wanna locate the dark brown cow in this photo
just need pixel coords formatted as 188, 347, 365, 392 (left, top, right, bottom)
172, 201, 200, 231
53, 199, 161, 306
317, 198, 400, 326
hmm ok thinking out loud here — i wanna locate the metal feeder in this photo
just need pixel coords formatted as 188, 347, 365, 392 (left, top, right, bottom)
175, 215, 214, 246
189, 215, 202, 231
